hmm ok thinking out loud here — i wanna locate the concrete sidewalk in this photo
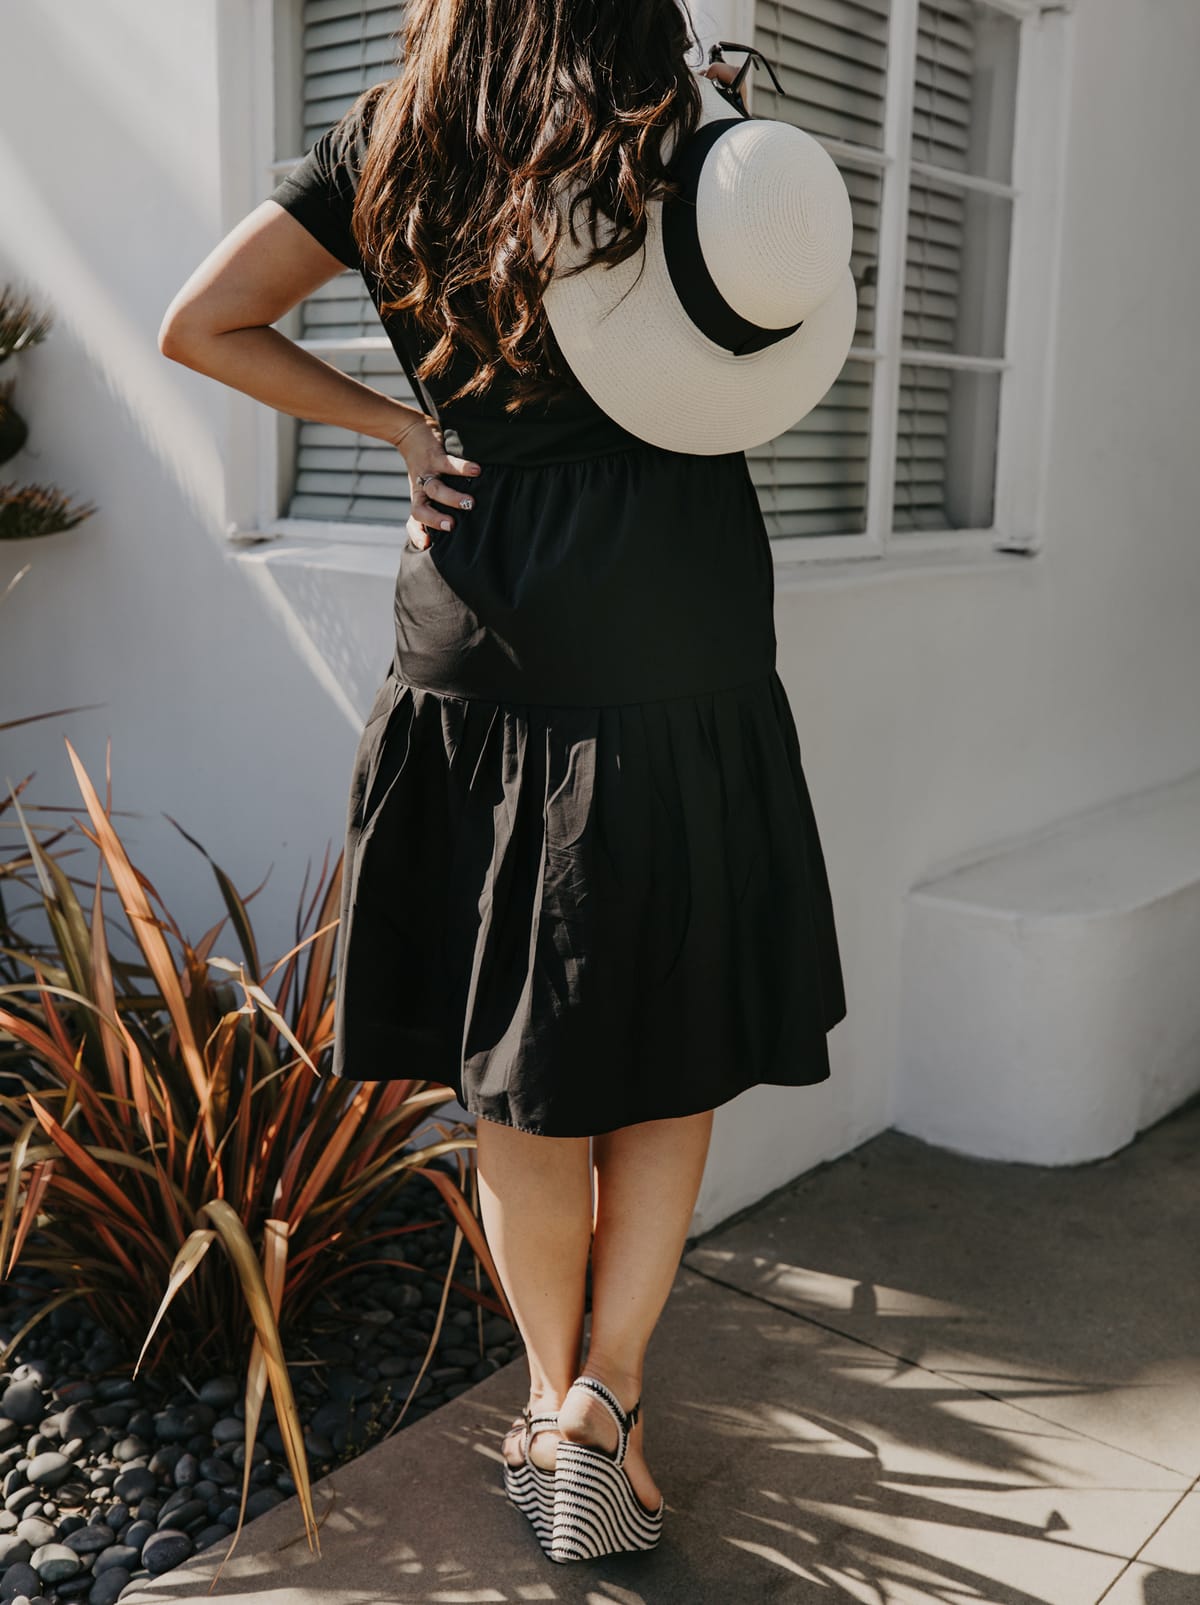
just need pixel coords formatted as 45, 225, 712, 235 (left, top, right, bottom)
125, 1095, 1200, 1604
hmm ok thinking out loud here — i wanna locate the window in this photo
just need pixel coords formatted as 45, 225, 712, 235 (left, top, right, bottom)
262, 0, 1067, 557
271, 0, 414, 536
751, 0, 1063, 559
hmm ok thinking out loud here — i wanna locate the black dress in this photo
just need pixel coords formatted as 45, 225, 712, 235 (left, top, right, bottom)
268, 98, 847, 1137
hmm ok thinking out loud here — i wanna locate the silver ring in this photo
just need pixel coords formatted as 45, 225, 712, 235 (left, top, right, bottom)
415, 472, 434, 489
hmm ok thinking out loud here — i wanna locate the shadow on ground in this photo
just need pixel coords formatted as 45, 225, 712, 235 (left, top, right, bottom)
123, 1096, 1200, 1604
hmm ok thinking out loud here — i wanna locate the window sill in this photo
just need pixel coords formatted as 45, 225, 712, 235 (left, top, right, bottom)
772, 541, 1040, 593
232, 528, 1041, 588
231, 533, 403, 580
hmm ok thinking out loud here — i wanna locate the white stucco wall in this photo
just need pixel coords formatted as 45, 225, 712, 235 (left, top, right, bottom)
2, 0, 1199, 1236
0, 1, 363, 959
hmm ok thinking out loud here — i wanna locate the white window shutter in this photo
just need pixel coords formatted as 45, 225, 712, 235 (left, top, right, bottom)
750, 0, 887, 538
286, 1, 417, 525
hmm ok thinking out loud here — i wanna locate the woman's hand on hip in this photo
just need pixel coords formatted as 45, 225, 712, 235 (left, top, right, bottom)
388, 411, 483, 551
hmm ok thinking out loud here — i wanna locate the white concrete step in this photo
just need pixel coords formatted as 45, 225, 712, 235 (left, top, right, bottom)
896, 768, 1200, 1163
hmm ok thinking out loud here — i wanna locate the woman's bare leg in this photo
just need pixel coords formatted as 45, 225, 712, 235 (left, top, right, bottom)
558, 1108, 714, 1511
474, 1117, 593, 1471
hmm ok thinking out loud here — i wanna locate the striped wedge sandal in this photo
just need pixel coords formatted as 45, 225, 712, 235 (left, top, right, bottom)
502, 1405, 560, 1553
550, 1374, 665, 1563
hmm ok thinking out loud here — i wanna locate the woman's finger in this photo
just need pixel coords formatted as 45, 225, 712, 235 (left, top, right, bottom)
411, 482, 475, 532
411, 490, 455, 531
415, 476, 476, 513
441, 451, 483, 477
423, 475, 476, 509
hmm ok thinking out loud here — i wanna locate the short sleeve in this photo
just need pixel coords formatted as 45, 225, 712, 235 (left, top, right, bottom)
268, 99, 371, 272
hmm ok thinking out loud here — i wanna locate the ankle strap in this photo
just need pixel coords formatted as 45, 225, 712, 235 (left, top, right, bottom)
569, 1375, 641, 1466
521, 1406, 559, 1460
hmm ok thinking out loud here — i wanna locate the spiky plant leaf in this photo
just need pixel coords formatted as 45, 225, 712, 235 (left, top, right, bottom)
0, 743, 501, 1558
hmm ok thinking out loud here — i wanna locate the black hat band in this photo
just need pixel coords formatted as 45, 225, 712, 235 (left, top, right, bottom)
660, 116, 804, 357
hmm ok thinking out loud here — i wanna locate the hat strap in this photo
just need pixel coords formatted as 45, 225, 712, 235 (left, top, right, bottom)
661, 117, 804, 357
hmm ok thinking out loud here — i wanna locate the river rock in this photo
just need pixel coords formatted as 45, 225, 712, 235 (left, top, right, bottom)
56, 1583, 94, 1603
63, 1524, 113, 1554
92, 1544, 138, 1574
229, 1441, 267, 1469
152, 1409, 204, 1444
119, 1519, 153, 1552
14, 1517, 56, 1549
441, 1346, 480, 1368
197, 1378, 238, 1410
156, 1497, 205, 1532
89, 1405, 132, 1431
327, 1369, 372, 1405
142, 1529, 192, 1574
0, 1561, 39, 1598
92, 1381, 133, 1404
58, 1407, 96, 1443
111, 1467, 157, 1504
0, 1532, 32, 1565
303, 1429, 333, 1460
198, 1457, 236, 1488
192, 1522, 231, 1553
25, 1454, 70, 1490
87, 1567, 131, 1605
30, 1541, 83, 1582
148, 1439, 180, 1468
1, 1386, 43, 1428
244, 1487, 284, 1520
375, 1356, 414, 1380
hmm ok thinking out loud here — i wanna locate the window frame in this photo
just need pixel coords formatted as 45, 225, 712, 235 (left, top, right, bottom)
230, 0, 1074, 565
739, 0, 1074, 562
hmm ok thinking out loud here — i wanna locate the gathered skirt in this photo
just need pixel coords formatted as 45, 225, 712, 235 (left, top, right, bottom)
330, 429, 847, 1137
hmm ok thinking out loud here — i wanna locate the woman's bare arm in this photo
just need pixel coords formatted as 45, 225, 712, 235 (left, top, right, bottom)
157, 203, 434, 452
158, 203, 483, 534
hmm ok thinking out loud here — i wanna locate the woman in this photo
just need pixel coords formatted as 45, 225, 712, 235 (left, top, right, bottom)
159, 0, 849, 1566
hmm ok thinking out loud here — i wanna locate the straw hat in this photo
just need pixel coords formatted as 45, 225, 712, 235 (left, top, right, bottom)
536, 71, 858, 455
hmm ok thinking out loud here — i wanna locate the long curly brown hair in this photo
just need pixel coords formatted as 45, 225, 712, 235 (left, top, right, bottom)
347, 0, 706, 412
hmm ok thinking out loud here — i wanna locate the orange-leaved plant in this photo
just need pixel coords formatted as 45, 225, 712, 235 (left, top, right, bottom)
0, 736, 513, 1579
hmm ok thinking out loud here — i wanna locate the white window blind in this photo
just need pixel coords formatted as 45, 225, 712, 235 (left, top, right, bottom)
751, 0, 887, 539
283, 0, 415, 526
753, 0, 1022, 543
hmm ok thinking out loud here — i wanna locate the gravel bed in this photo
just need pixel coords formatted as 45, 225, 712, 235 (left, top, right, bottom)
0, 1173, 523, 1603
